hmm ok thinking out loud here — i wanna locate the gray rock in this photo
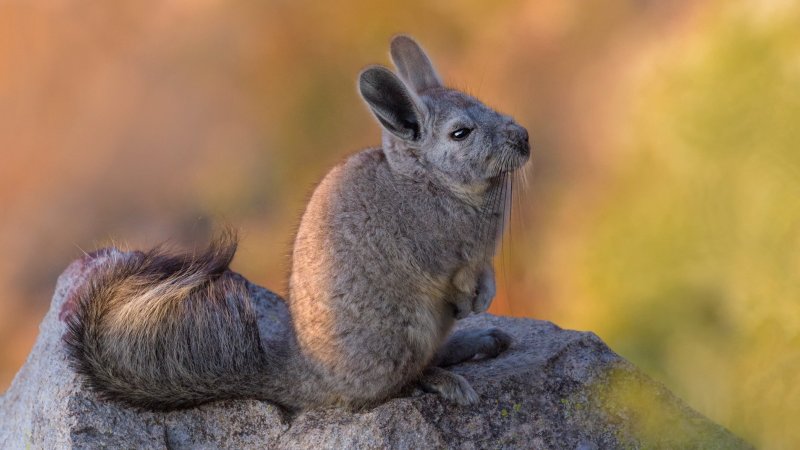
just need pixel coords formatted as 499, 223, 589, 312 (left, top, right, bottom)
1, 250, 750, 449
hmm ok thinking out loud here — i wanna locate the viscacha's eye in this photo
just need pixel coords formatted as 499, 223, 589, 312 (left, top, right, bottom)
450, 128, 472, 141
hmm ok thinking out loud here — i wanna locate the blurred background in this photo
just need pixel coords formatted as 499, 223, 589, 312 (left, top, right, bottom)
1, 0, 798, 447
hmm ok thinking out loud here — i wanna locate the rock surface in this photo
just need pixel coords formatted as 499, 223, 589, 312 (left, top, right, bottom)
1, 250, 750, 449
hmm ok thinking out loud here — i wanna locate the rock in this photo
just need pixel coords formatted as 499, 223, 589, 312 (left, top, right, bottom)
1, 250, 750, 449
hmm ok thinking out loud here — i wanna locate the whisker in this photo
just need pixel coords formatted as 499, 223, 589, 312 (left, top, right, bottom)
74, 242, 90, 257
507, 172, 514, 250
512, 170, 525, 234
498, 170, 515, 315
515, 164, 531, 239
483, 180, 501, 248
479, 172, 503, 248
521, 163, 530, 191
474, 154, 520, 317
473, 177, 495, 265
495, 172, 508, 243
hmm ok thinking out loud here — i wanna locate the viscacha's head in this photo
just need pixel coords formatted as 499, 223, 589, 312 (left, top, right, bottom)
359, 35, 530, 188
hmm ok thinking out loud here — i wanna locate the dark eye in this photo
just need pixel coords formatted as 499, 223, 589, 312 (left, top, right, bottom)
450, 128, 472, 141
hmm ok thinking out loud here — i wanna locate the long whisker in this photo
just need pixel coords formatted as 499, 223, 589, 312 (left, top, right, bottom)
501, 171, 513, 314
477, 158, 506, 244
518, 164, 531, 230
488, 170, 504, 227
489, 161, 509, 241
478, 171, 503, 251
512, 170, 525, 238
497, 171, 509, 243
507, 171, 514, 250
498, 168, 512, 312
521, 162, 529, 190
74, 242, 90, 258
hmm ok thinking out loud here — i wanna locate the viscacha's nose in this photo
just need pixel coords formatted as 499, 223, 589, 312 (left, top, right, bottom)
506, 123, 530, 156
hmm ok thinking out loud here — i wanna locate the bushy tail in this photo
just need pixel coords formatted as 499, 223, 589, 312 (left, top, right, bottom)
63, 229, 270, 410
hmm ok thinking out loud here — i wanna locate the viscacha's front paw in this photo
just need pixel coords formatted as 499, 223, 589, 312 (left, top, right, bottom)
472, 266, 496, 313
418, 367, 479, 405
453, 297, 472, 319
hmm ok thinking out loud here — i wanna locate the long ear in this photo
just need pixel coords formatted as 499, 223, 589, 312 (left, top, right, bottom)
359, 66, 425, 141
390, 35, 442, 93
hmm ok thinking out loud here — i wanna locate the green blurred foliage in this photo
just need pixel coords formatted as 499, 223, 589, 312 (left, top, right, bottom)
571, 2, 800, 447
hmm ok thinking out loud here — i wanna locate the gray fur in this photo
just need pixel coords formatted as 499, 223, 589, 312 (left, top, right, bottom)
64, 35, 530, 411
390, 35, 443, 93
433, 328, 512, 367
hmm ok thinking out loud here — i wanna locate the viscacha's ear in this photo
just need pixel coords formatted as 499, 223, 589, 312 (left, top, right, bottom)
390, 35, 442, 94
359, 65, 425, 141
